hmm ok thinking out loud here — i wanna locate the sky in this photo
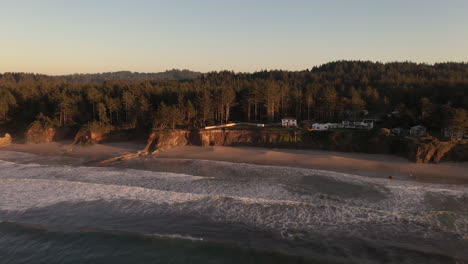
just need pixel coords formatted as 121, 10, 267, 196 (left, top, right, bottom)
1, 0, 468, 74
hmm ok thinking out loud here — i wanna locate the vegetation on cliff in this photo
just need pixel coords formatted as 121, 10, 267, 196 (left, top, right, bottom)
1, 61, 467, 162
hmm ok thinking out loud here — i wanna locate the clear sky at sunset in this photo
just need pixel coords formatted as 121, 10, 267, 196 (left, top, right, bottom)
1, 0, 467, 74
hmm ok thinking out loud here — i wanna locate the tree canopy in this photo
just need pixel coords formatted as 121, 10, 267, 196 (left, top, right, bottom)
0, 61, 467, 132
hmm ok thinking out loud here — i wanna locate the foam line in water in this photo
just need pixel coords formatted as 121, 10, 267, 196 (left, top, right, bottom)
0, 153, 467, 242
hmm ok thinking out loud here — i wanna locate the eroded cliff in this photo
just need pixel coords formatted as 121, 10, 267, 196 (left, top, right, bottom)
25, 127, 72, 144
143, 129, 468, 164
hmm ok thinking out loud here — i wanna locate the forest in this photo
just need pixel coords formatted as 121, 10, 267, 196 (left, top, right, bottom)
0, 61, 467, 134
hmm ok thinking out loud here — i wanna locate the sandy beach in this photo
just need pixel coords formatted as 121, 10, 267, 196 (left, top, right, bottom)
153, 146, 468, 184
0, 142, 467, 184
1, 141, 468, 263
0, 141, 145, 164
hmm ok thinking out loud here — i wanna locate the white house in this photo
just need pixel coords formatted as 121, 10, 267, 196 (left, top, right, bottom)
361, 119, 374, 129
281, 117, 297, 128
325, 123, 337, 129
442, 127, 464, 139
342, 121, 355, 128
410, 125, 427, 137
311, 123, 329, 131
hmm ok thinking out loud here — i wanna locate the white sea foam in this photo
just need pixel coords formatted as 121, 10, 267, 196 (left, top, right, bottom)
0, 152, 466, 240
153, 233, 204, 241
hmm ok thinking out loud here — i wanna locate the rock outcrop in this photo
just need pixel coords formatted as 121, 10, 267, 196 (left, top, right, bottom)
73, 125, 146, 145
0, 133, 12, 146
406, 137, 468, 163
25, 127, 72, 144
73, 129, 107, 145
143, 130, 190, 153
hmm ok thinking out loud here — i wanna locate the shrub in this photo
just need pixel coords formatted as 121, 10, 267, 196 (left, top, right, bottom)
29, 113, 59, 130
85, 121, 112, 134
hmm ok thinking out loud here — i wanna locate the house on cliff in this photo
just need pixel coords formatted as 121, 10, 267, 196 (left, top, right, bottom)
410, 125, 427, 137
442, 127, 466, 139
311, 123, 329, 131
281, 117, 297, 128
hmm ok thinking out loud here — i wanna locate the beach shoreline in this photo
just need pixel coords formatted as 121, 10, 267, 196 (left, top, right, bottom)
1, 142, 467, 184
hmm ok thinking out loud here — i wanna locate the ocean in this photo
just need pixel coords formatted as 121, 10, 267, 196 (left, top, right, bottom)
0, 151, 466, 264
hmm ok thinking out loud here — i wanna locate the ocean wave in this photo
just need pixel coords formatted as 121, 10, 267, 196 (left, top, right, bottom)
0, 217, 464, 264
0, 153, 467, 263
0, 178, 466, 243
0, 221, 319, 264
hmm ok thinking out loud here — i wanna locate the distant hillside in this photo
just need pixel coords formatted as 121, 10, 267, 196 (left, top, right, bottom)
59, 70, 202, 83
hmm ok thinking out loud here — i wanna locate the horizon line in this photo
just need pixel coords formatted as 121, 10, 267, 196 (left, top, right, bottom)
2, 60, 468, 76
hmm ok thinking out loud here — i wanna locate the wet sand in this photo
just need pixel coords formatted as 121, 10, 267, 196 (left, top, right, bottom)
0, 141, 145, 163
1, 142, 467, 184
154, 146, 468, 184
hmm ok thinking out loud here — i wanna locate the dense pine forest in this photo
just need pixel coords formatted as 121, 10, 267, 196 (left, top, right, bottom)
0, 61, 467, 134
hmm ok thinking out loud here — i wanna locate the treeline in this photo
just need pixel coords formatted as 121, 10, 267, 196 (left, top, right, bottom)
0, 61, 467, 133
60, 69, 201, 83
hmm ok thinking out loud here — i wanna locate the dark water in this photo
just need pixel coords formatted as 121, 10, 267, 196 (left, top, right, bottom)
0, 151, 467, 264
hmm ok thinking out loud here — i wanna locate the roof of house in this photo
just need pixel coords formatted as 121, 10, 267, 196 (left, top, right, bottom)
282, 117, 296, 120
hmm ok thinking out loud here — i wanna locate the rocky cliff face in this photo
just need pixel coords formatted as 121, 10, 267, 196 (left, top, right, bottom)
406, 137, 468, 163
25, 127, 72, 144
73, 129, 107, 145
0, 133, 12, 146
143, 130, 190, 153
143, 129, 300, 153
197, 129, 297, 147
143, 129, 468, 164
73, 126, 144, 145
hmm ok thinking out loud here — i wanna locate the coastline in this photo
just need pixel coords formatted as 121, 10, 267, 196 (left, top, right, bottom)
0, 142, 467, 184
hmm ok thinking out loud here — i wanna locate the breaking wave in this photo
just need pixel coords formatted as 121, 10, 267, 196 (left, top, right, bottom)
0, 151, 467, 263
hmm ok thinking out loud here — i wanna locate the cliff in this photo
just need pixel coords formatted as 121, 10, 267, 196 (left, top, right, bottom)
73, 129, 107, 145
143, 129, 300, 153
143, 129, 468, 164
406, 137, 468, 163
143, 130, 190, 153
25, 127, 73, 144
0, 133, 12, 147
73, 126, 148, 145
197, 129, 298, 147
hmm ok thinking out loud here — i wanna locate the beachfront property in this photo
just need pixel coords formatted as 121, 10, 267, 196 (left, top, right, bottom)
342, 121, 353, 128
353, 119, 374, 129
442, 127, 466, 139
410, 125, 427, 137
361, 119, 375, 129
309, 120, 374, 131
325, 123, 341, 129
311, 123, 330, 130
281, 117, 298, 128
